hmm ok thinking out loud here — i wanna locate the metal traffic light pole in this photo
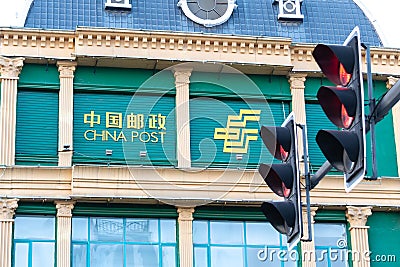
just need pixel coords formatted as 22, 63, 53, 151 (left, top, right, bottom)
363, 44, 378, 180
297, 123, 313, 242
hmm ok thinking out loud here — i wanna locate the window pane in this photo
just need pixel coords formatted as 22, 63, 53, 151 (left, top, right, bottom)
247, 247, 278, 267
90, 244, 123, 267
32, 242, 55, 267
246, 222, 280, 246
193, 221, 208, 244
72, 217, 88, 241
126, 219, 158, 243
72, 244, 87, 267
14, 216, 55, 240
90, 218, 123, 242
314, 223, 347, 247
211, 247, 244, 267
126, 244, 159, 267
160, 219, 176, 243
255, 247, 285, 267
210, 221, 243, 244
194, 247, 208, 267
316, 249, 329, 267
330, 249, 348, 267
162, 246, 176, 267
14, 243, 29, 267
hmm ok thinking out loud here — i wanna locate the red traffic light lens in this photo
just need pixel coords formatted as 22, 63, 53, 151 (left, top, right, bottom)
341, 103, 354, 129
279, 145, 289, 162
339, 63, 352, 86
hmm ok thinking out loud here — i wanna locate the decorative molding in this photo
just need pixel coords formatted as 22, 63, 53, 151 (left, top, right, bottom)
387, 76, 399, 89
0, 199, 18, 220
173, 68, 193, 84
0, 56, 24, 78
346, 206, 372, 228
177, 207, 195, 222
57, 61, 77, 78
55, 201, 75, 217
288, 73, 307, 90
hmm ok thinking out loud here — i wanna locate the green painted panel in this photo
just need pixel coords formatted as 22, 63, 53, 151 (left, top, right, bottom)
365, 81, 398, 177
193, 206, 265, 221
18, 64, 60, 90
74, 67, 176, 94
73, 92, 176, 166
367, 212, 400, 267
73, 203, 178, 218
190, 97, 290, 168
314, 210, 346, 222
16, 202, 57, 215
189, 72, 291, 99
15, 90, 59, 165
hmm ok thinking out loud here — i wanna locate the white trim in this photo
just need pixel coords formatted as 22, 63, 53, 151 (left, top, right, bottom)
177, 0, 237, 27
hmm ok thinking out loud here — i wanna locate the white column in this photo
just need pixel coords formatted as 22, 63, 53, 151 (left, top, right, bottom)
387, 76, 400, 176
0, 198, 19, 267
301, 207, 318, 267
0, 57, 24, 166
55, 201, 75, 267
177, 207, 195, 267
173, 68, 193, 168
57, 61, 77, 166
289, 73, 307, 172
346, 206, 372, 267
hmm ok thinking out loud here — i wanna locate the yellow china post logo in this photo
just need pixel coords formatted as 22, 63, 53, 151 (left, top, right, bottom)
214, 109, 261, 153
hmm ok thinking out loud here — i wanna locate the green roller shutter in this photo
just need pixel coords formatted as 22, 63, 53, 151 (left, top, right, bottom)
305, 103, 339, 172
15, 89, 59, 165
190, 97, 290, 168
73, 92, 176, 166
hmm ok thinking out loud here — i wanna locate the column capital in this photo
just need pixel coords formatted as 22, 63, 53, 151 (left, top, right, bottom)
302, 206, 318, 224
173, 67, 193, 84
0, 198, 19, 220
346, 206, 372, 228
55, 201, 75, 217
57, 61, 77, 78
386, 76, 399, 90
288, 73, 307, 90
0, 56, 24, 79
177, 207, 195, 222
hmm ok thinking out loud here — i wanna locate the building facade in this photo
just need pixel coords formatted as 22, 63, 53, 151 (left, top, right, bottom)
0, 0, 400, 266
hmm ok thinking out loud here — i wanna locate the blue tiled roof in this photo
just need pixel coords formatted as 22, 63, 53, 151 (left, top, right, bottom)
24, 0, 382, 46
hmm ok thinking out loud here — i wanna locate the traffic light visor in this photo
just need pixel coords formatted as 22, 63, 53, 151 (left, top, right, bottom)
316, 130, 359, 172
317, 86, 357, 129
312, 44, 355, 86
261, 201, 295, 235
260, 126, 291, 161
258, 163, 293, 197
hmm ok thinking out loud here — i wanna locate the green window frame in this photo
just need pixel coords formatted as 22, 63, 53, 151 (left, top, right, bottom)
193, 219, 298, 267
12, 215, 57, 267
71, 204, 179, 267
313, 210, 349, 267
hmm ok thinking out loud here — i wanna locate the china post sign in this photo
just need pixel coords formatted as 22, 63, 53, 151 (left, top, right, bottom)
73, 93, 176, 165
83, 111, 167, 144
190, 97, 289, 168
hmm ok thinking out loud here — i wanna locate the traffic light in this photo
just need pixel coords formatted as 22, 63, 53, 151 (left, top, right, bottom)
312, 27, 366, 192
258, 112, 302, 250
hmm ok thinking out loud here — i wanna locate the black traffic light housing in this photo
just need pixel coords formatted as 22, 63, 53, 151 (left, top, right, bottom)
312, 27, 366, 192
258, 112, 302, 250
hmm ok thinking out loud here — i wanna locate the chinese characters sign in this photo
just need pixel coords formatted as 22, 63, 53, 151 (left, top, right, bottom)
83, 110, 167, 143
